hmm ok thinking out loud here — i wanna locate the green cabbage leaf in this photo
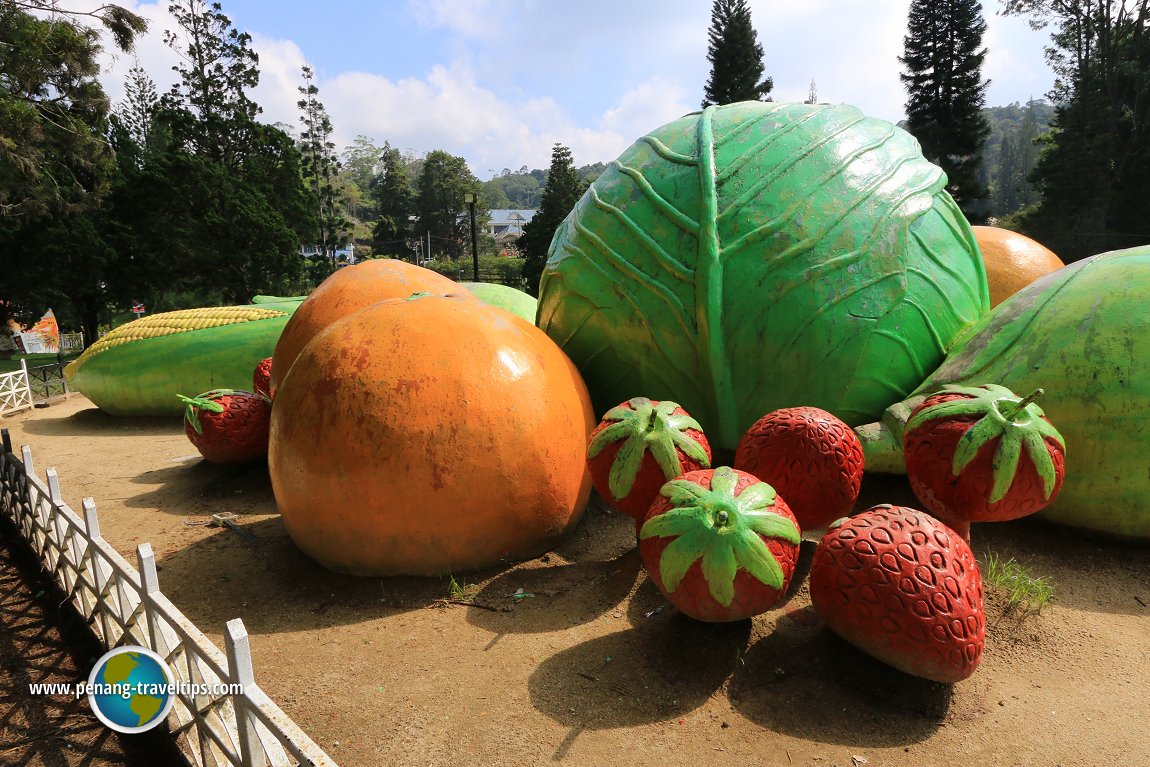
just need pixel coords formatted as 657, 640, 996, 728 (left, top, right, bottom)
538, 102, 988, 448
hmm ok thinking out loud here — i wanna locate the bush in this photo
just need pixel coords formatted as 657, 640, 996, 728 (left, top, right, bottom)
421, 257, 527, 288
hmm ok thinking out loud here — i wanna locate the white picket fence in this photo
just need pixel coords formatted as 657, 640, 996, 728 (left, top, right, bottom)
60, 332, 84, 353
0, 360, 34, 416
0, 429, 338, 767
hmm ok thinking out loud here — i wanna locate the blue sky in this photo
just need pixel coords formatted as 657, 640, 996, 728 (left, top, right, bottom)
94, 0, 1057, 178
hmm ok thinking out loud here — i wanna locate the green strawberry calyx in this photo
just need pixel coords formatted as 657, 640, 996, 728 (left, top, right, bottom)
639, 466, 800, 607
177, 389, 236, 434
906, 384, 1066, 503
587, 397, 710, 500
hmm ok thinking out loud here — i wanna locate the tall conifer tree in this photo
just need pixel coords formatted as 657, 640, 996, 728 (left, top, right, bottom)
520, 144, 585, 296
297, 65, 349, 277
702, 0, 772, 108
899, 0, 991, 216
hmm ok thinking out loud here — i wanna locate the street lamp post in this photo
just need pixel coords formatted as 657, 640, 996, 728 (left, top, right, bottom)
464, 192, 479, 281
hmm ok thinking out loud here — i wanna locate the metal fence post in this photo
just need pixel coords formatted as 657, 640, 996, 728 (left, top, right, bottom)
2, 428, 10, 454
226, 619, 264, 767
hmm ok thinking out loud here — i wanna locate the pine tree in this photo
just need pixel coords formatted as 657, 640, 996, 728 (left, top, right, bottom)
114, 59, 160, 167
701, 0, 772, 108
152, 0, 311, 301
520, 144, 585, 296
297, 65, 350, 277
899, 0, 991, 216
162, 0, 262, 166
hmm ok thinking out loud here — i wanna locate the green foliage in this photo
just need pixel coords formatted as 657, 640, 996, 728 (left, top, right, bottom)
982, 553, 1053, 614
444, 574, 478, 603
161, 0, 261, 166
297, 66, 351, 281
134, 0, 311, 303
415, 150, 482, 261
484, 171, 542, 208
422, 256, 526, 287
520, 144, 586, 296
371, 145, 416, 258
0, 5, 115, 223
1003, 0, 1150, 261
341, 135, 382, 220
0, 2, 144, 342
900, 0, 991, 218
116, 59, 161, 167
701, 0, 772, 108
980, 101, 1054, 219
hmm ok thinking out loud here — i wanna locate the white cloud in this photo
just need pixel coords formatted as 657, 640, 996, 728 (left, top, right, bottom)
94, 1, 181, 108
88, 0, 1057, 180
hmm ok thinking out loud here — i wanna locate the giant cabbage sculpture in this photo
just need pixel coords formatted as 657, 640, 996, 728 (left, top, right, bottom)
537, 102, 989, 449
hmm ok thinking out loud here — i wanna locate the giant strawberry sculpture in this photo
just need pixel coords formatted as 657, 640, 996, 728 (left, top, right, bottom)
903, 384, 1066, 538
178, 389, 271, 464
252, 356, 274, 398
809, 504, 985, 683
587, 398, 711, 520
639, 466, 801, 622
734, 406, 865, 531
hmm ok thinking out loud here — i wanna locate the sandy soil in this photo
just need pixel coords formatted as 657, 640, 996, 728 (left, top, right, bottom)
2, 394, 1149, 767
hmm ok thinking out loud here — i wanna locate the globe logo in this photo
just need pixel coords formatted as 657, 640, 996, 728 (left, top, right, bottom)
87, 646, 176, 733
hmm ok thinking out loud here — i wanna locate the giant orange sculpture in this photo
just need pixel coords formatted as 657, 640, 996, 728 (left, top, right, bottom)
269, 259, 459, 393
268, 293, 595, 576
972, 226, 1064, 307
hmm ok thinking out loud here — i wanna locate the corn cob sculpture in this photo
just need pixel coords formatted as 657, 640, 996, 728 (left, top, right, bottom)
65, 297, 305, 416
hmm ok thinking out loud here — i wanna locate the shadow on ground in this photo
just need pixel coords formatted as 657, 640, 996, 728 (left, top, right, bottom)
528, 614, 751, 759
16, 406, 182, 439
726, 610, 950, 747
126, 459, 276, 514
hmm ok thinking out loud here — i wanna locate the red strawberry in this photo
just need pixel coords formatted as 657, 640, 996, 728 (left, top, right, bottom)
903, 384, 1066, 538
587, 398, 711, 520
809, 504, 985, 683
734, 406, 865, 530
178, 389, 271, 464
638, 467, 801, 622
253, 357, 274, 398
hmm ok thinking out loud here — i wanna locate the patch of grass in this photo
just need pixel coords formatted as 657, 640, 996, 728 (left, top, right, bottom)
445, 574, 479, 603
981, 552, 1053, 614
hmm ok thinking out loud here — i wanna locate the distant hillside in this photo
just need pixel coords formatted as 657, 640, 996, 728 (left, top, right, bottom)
482, 162, 609, 209
980, 100, 1055, 219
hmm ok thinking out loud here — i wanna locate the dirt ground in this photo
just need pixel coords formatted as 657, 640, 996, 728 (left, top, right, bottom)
2, 394, 1149, 767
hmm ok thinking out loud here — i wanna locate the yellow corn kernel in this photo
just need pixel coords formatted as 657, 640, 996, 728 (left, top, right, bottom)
69, 306, 289, 366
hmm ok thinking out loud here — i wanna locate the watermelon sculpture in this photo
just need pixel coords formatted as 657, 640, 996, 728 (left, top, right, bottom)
537, 101, 989, 449
857, 246, 1150, 539
65, 296, 304, 416
461, 282, 538, 324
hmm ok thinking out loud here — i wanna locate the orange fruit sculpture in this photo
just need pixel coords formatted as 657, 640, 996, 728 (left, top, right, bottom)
972, 226, 1065, 307
269, 259, 459, 393
268, 293, 595, 576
